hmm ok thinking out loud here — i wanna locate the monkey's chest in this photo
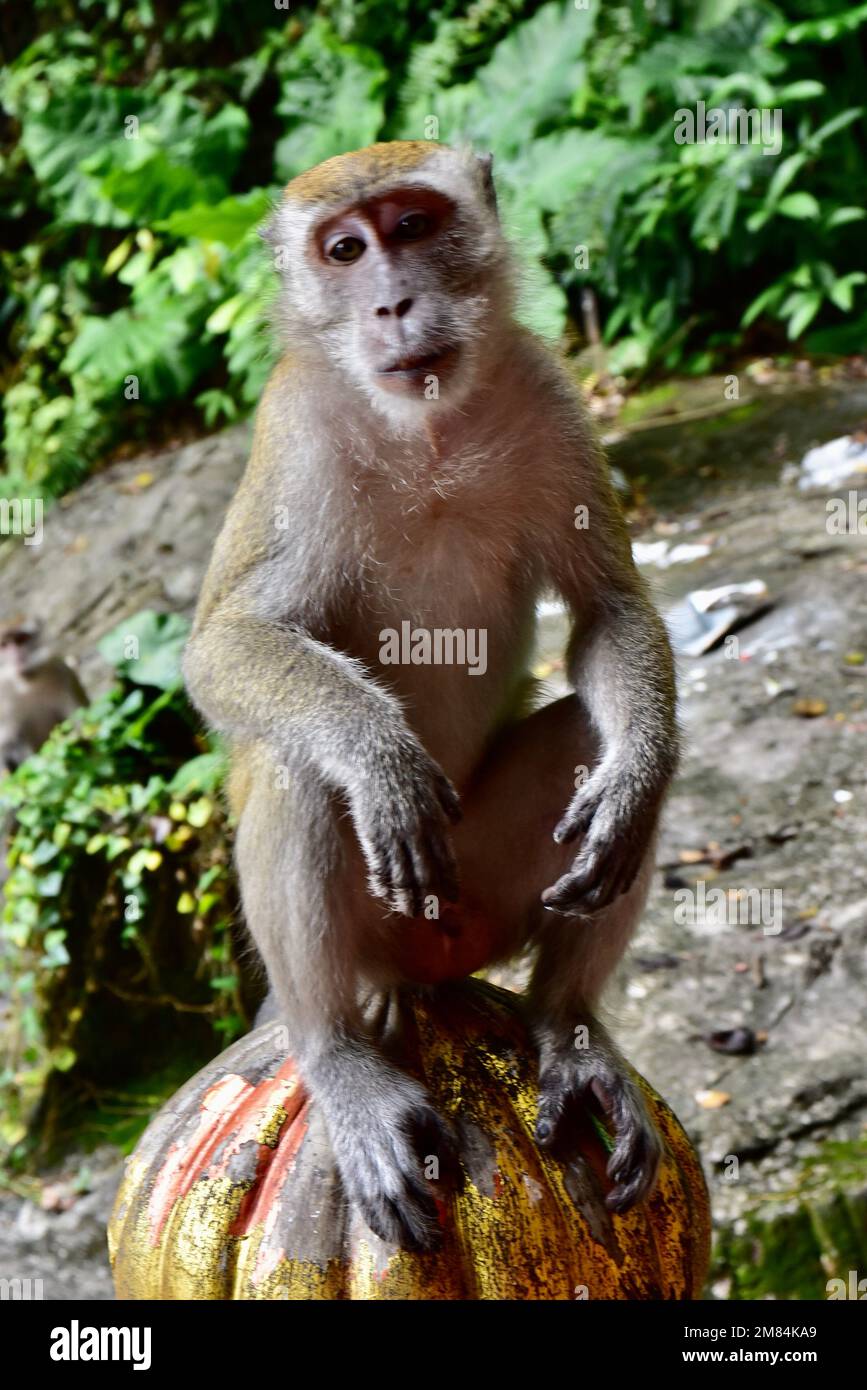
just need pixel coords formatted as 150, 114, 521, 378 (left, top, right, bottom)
340, 525, 535, 762
369, 494, 530, 607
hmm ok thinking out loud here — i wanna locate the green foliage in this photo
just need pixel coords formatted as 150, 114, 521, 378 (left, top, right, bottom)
1, 0, 866, 498
0, 610, 244, 1160
273, 18, 388, 179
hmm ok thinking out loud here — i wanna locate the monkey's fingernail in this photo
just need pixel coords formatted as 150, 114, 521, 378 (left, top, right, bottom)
535, 1120, 552, 1142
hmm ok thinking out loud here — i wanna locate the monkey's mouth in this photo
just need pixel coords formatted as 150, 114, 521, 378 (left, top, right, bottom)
377, 345, 459, 381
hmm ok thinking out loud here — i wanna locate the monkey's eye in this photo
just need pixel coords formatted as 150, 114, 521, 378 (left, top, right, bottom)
327, 236, 366, 264
394, 211, 434, 241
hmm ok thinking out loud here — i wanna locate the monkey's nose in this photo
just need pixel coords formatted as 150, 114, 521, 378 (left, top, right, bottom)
376, 298, 413, 319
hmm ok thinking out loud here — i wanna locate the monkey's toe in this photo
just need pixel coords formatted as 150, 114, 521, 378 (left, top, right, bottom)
330, 1093, 457, 1253
536, 1060, 662, 1213
358, 1186, 443, 1252
603, 1104, 663, 1212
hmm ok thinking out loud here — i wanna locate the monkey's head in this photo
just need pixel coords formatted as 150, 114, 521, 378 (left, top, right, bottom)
0, 619, 40, 674
265, 142, 512, 426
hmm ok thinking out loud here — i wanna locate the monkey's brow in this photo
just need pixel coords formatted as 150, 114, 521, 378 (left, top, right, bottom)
320, 186, 455, 224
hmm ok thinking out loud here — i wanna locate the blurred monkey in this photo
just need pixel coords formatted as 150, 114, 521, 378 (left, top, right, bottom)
0, 619, 87, 773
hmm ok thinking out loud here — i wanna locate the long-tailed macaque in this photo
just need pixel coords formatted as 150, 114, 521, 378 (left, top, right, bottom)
0, 619, 87, 773
184, 142, 679, 1251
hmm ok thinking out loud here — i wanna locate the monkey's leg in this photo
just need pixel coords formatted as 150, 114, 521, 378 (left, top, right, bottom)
528, 914, 663, 1213
453, 696, 663, 1210
236, 762, 455, 1251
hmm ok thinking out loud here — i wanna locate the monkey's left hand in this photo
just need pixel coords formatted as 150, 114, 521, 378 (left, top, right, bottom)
541, 771, 658, 915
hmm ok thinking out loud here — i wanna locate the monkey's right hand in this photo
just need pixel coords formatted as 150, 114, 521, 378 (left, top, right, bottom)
347, 735, 462, 917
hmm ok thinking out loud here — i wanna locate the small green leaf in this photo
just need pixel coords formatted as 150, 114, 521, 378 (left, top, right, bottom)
826, 206, 867, 228
187, 797, 213, 829
51, 1047, 77, 1073
37, 871, 63, 898
787, 292, 822, 339
777, 192, 820, 220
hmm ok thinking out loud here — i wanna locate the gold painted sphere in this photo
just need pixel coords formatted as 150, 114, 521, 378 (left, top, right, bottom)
109, 980, 710, 1299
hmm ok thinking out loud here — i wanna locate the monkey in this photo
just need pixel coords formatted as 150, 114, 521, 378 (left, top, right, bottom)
184, 141, 679, 1252
0, 619, 88, 774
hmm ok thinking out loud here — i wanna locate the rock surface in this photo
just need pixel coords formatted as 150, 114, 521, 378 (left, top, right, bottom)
0, 424, 252, 697
0, 1149, 120, 1301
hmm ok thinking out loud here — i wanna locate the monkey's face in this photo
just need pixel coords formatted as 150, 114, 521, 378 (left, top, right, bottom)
271, 149, 511, 427
0, 623, 38, 674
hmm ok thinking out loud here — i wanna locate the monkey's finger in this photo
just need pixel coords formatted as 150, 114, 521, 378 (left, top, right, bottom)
405, 834, 454, 911
383, 839, 420, 917
362, 843, 396, 906
435, 775, 463, 824
604, 1115, 662, 1213
578, 869, 625, 912
540, 857, 605, 913
358, 1188, 441, 1253
426, 826, 461, 902
611, 851, 641, 901
535, 1089, 567, 1149
553, 795, 598, 845
583, 842, 644, 911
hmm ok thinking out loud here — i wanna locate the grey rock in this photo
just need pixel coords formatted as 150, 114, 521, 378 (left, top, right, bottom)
0, 424, 251, 695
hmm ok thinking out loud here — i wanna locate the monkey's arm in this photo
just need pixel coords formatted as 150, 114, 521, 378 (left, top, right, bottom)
184, 570, 460, 915
542, 478, 678, 914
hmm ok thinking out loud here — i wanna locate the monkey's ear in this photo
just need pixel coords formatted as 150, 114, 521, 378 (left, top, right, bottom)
475, 151, 498, 217
259, 214, 279, 245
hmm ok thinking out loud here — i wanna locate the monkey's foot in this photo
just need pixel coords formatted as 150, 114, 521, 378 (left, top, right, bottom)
534, 1044, 662, 1212
318, 1056, 457, 1252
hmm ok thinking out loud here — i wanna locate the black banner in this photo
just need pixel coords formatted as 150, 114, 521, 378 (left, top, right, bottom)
0, 1296, 860, 1375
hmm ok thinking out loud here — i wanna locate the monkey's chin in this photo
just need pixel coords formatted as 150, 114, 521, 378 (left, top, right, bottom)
369, 346, 474, 427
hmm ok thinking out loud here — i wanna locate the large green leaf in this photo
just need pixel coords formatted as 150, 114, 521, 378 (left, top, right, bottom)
63, 293, 214, 401
464, 1, 594, 158
101, 153, 226, 224
19, 86, 249, 227
98, 611, 191, 693
19, 87, 146, 226
157, 190, 273, 248
274, 21, 387, 181
395, 80, 482, 145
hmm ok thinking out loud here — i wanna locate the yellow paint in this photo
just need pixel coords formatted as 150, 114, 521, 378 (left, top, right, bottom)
110, 981, 710, 1300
